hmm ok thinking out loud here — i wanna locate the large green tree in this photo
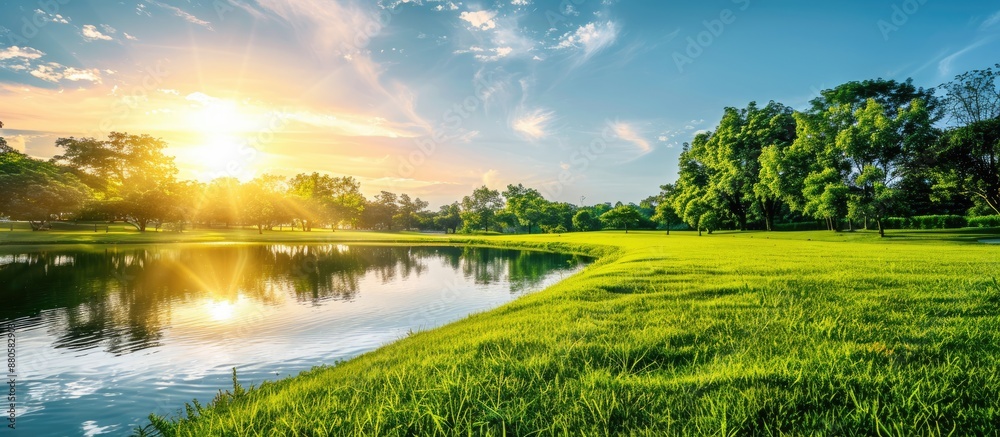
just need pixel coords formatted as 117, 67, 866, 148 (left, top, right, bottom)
434, 202, 463, 234
461, 186, 504, 232
599, 204, 642, 233
52, 132, 179, 231
0, 149, 90, 230
769, 79, 940, 232
240, 175, 290, 234
933, 118, 1000, 215
502, 184, 546, 234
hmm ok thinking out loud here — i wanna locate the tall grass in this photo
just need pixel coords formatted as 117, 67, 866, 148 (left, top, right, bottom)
112, 230, 999, 435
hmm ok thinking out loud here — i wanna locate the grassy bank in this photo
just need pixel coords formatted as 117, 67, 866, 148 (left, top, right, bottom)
106, 228, 1000, 435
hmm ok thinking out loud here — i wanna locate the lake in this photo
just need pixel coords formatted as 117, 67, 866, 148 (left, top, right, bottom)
0, 243, 587, 436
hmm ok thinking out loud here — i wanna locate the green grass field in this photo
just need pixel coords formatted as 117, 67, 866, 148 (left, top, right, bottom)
7, 227, 1000, 435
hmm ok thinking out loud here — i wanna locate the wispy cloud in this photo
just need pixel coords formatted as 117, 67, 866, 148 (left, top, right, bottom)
145, 0, 214, 30
981, 10, 1000, 30
610, 121, 651, 154
554, 21, 619, 62
511, 107, 554, 140
938, 37, 993, 77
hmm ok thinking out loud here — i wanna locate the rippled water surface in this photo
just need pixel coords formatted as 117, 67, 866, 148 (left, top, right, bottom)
0, 243, 587, 436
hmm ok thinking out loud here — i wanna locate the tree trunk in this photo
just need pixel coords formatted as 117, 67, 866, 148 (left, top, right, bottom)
877, 218, 885, 238
257, 224, 263, 235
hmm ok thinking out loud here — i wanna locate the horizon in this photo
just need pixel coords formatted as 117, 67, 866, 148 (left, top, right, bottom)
2, 0, 999, 208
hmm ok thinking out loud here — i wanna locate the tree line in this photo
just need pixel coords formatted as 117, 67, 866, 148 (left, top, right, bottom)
660, 64, 1000, 236
0, 128, 657, 233
1, 64, 997, 235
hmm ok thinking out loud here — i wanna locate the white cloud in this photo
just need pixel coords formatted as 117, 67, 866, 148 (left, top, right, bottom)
981, 10, 1000, 30
33, 9, 70, 24
475, 46, 513, 62
459, 10, 498, 30
0, 46, 45, 61
81, 25, 113, 41
434, 2, 459, 11
512, 107, 554, 140
610, 121, 651, 153
511, 0, 530, 5
554, 21, 619, 61
100, 24, 117, 34
124, 32, 138, 41
29, 63, 103, 83
62, 67, 103, 82
146, 0, 214, 30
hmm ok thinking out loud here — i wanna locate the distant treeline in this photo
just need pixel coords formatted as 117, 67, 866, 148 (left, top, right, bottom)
0, 65, 998, 235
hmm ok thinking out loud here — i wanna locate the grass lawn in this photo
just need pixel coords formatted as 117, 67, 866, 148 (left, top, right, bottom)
8, 227, 1000, 435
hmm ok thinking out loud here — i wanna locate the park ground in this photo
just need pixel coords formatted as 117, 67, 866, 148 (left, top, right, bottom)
4, 226, 1000, 435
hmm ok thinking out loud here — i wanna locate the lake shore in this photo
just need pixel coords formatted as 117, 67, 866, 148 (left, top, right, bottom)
106, 228, 1000, 435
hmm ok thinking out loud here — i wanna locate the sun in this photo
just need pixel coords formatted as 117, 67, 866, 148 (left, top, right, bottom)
188, 98, 254, 135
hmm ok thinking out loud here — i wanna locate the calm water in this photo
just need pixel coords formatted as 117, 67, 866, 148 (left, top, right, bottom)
0, 243, 586, 436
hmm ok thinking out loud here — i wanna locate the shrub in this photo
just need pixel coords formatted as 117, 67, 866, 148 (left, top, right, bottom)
882, 215, 967, 229
968, 215, 1000, 228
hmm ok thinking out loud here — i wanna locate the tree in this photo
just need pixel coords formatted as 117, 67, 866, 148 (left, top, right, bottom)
933, 118, 1000, 215
572, 209, 601, 231
240, 175, 289, 234
672, 140, 716, 235
0, 151, 90, 230
460, 186, 504, 232
539, 201, 574, 233
52, 132, 178, 231
201, 177, 241, 227
939, 64, 1000, 126
329, 177, 365, 229
599, 204, 642, 233
288, 173, 332, 231
503, 184, 546, 234
53, 132, 177, 197
651, 183, 682, 234
365, 191, 398, 230
395, 193, 429, 230
779, 79, 941, 232
434, 202, 463, 234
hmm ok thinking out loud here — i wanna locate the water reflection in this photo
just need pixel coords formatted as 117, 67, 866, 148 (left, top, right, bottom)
0, 245, 584, 356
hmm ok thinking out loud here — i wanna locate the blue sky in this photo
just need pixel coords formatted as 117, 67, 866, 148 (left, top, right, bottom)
1, 0, 998, 207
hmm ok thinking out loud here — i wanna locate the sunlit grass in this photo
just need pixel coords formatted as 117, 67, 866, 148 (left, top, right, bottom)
14, 227, 999, 435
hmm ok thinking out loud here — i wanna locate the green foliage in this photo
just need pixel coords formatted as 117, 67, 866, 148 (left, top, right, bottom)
572, 209, 601, 232
460, 186, 504, 233
882, 215, 969, 230
932, 118, 1000, 215
968, 215, 1000, 228
599, 204, 642, 232
0, 150, 90, 230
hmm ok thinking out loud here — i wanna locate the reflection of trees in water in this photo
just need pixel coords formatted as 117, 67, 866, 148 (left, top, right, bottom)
0, 245, 580, 356
455, 247, 583, 293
